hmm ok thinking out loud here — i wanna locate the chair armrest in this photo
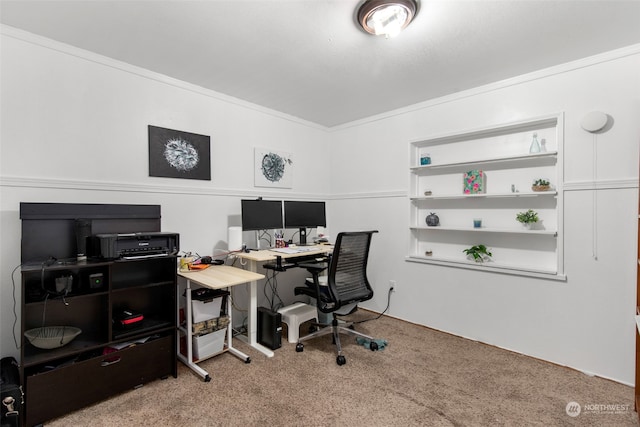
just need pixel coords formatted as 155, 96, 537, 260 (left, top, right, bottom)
297, 261, 328, 273
294, 261, 327, 298
294, 261, 336, 312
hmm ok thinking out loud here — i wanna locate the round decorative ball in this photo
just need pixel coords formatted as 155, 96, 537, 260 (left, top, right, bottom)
426, 212, 440, 227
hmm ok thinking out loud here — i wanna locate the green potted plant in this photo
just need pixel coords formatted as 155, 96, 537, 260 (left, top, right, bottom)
532, 178, 550, 192
463, 244, 492, 263
516, 209, 539, 229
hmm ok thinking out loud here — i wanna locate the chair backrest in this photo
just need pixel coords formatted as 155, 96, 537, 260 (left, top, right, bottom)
325, 230, 377, 312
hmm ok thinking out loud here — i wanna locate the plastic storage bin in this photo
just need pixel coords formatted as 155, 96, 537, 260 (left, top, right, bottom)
192, 328, 226, 359
189, 288, 229, 323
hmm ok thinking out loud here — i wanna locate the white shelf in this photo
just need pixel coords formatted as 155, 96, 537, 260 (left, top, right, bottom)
410, 115, 559, 148
410, 191, 557, 200
407, 113, 564, 278
405, 255, 566, 281
410, 151, 557, 173
410, 226, 557, 236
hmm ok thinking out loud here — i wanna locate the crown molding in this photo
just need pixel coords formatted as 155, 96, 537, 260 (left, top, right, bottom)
5, 24, 639, 134
0, 24, 329, 132
331, 43, 640, 131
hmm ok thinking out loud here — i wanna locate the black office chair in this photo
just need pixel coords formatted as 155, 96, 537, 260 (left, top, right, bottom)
294, 230, 379, 365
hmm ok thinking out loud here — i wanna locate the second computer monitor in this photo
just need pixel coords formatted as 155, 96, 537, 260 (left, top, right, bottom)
284, 200, 326, 245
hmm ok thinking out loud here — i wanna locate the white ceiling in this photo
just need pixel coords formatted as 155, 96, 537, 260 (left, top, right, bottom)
2, 0, 640, 128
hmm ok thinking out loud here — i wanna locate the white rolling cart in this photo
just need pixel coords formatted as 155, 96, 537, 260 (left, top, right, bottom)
177, 265, 265, 381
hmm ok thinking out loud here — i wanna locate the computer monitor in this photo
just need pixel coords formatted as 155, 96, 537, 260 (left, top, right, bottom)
241, 199, 283, 231
283, 201, 326, 245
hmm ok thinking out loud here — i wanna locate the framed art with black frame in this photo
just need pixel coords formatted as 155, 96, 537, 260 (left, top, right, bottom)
148, 125, 211, 180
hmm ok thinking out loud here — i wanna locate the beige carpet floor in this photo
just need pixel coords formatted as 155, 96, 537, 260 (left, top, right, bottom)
47, 312, 638, 426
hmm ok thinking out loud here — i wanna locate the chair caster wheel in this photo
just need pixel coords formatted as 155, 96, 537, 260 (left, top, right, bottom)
336, 355, 346, 366
370, 341, 379, 351
296, 343, 304, 352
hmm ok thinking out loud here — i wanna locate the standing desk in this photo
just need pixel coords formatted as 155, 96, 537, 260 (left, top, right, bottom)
234, 244, 333, 357
178, 265, 265, 381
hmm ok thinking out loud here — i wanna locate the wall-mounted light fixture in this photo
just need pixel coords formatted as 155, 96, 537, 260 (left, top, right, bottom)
580, 111, 609, 133
579, 110, 612, 262
357, 0, 418, 38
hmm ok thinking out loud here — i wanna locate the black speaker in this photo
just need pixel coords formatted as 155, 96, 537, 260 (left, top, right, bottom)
74, 219, 92, 260
257, 307, 282, 350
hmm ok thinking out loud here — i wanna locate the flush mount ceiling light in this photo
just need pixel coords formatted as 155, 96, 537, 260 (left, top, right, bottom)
357, 0, 418, 38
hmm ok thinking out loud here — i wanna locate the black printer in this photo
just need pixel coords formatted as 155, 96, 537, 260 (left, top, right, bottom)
89, 232, 179, 259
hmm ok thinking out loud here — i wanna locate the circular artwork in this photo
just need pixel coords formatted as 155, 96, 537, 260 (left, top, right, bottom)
254, 148, 293, 188
164, 138, 199, 172
261, 152, 286, 182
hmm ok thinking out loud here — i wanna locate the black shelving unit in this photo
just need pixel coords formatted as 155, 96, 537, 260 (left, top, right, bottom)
19, 203, 178, 426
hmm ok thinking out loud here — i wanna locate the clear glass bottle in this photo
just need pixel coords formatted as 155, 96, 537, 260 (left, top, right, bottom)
529, 133, 541, 154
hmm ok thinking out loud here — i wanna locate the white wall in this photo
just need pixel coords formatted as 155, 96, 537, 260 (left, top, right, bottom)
0, 29, 330, 359
2, 26, 639, 386
328, 47, 640, 385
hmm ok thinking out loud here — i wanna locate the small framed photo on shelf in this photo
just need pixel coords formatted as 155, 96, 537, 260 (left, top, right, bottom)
463, 170, 486, 194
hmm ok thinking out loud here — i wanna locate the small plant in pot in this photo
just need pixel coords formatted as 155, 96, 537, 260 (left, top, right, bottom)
516, 209, 539, 229
463, 244, 492, 263
532, 178, 550, 192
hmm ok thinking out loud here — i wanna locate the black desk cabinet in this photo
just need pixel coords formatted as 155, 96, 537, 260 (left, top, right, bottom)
18, 203, 177, 426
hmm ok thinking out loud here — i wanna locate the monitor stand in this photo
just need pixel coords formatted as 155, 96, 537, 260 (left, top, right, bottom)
298, 228, 314, 246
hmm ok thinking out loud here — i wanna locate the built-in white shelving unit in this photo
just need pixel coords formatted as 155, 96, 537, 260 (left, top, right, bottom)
407, 113, 565, 279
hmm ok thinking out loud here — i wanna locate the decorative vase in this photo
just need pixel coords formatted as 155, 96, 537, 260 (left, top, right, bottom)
529, 133, 541, 154
426, 212, 439, 227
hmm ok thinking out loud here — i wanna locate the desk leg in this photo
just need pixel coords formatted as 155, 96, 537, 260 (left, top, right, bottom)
235, 259, 275, 358
176, 278, 211, 382
225, 286, 250, 363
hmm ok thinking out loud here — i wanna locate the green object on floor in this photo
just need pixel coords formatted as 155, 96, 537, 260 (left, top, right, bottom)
356, 337, 388, 350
